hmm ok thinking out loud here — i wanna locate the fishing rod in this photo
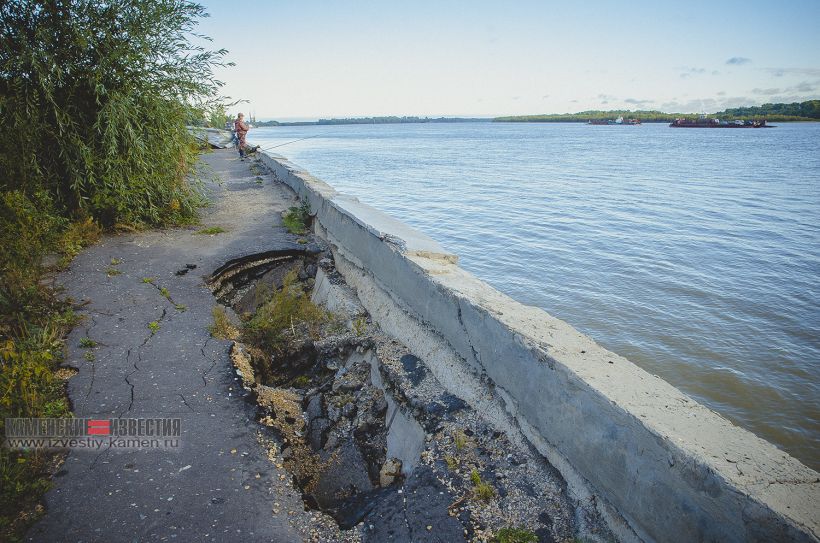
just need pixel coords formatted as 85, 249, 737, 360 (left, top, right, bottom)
256, 134, 320, 151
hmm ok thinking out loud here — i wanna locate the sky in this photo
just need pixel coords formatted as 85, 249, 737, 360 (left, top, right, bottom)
195, 0, 820, 120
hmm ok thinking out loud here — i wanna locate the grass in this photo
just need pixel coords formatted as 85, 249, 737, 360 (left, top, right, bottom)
444, 454, 459, 471
159, 287, 170, 299
56, 218, 102, 268
105, 267, 121, 277
352, 317, 366, 336
292, 375, 312, 388
141, 277, 154, 284
453, 429, 469, 451
109, 257, 122, 265
332, 392, 355, 408
282, 200, 311, 235
148, 321, 160, 335
470, 468, 495, 502
0, 318, 77, 539
174, 303, 187, 312
244, 269, 326, 355
0, 2, 223, 536
194, 226, 226, 235
0, 206, 94, 538
492, 527, 539, 543
208, 306, 239, 340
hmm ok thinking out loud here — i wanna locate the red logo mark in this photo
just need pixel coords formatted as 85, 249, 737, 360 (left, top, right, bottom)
88, 419, 111, 436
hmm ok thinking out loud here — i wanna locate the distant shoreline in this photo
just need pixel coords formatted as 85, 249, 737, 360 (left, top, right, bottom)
252, 118, 816, 127
252, 100, 819, 126
254, 116, 487, 127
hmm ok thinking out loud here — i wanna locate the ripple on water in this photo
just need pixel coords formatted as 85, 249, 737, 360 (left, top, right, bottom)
253, 122, 820, 470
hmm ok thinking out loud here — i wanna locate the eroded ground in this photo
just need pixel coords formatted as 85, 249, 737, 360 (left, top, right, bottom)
210, 226, 616, 543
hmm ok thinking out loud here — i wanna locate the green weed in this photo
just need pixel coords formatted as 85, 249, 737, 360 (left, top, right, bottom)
208, 306, 239, 340
79, 338, 97, 348
333, 392, 355, 408
470, 469, 495, 502
142, 277, 155, 284
0, 0, 224, 536
492, 527, 539, 543
444, 455, 459, 471
282, 201, 311, 235
244, 269, 326, 355
57, 218, 102, 268
453, 430, 469, 451
353, 317, 367, 336
148, 321, 160, 335
159, 287, 170, 299
0, 334, 73, 538
84, 351, 95, 361
195, 226, 226, 235
105, 268, 121, 277
109, 258, 122, 265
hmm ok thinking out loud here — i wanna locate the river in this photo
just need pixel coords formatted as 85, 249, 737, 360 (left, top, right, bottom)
248, 121, 820, 470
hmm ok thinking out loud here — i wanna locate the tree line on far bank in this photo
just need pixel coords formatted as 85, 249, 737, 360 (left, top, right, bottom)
493, 100, 820, 123
247, 101, 820, 127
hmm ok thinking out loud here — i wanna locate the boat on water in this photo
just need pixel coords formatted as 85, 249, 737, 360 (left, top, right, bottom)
669, 115, 771, 128
588, 116, 641, 125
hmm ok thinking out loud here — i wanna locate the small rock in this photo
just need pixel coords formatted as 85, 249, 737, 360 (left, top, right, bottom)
379, 458, 402, 486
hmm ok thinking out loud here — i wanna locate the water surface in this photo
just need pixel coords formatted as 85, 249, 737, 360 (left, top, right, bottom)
250, 122, 820, 470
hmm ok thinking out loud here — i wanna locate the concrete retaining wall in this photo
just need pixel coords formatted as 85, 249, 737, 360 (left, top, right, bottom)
258, 151, 819, 543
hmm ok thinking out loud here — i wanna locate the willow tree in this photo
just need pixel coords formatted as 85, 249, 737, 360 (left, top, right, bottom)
0, 0, 227, 227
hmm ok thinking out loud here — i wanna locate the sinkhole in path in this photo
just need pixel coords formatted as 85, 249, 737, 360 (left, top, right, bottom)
206, 248, 427, 529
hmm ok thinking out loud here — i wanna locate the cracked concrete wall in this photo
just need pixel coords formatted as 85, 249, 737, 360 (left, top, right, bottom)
258, 151, 820, 543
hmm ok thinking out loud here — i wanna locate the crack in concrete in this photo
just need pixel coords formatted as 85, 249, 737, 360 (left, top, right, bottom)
178, 393, 195, 412
82, 313, 99, 402
88, 443, 113, 471
119, 307, 169, 417
199, 336, 218, 387
400, 493, 415, 541
120, 347, 135, 418
145, 280, 182, 308
455, 299, 483, 367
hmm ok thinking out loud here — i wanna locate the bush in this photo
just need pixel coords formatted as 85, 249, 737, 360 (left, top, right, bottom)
0, 1, 226, 537
0, 334, 71, 538
0, 0, 226, 228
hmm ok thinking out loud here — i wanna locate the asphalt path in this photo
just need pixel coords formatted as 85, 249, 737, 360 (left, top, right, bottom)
28, 149, 317, 542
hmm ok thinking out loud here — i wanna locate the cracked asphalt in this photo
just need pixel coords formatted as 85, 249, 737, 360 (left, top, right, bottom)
27, 149, 318, 542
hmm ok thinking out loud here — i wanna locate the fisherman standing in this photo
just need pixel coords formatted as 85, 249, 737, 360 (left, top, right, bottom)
234, 112, 249, 159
